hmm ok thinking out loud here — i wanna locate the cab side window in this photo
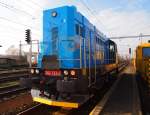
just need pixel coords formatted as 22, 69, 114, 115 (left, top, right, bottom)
75, 24, 84, 37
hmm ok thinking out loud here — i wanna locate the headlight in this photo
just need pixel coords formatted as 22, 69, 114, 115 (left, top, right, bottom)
31, 69, 34, 74
70, 70, 75, 76
35, 69, 39, 74
51, 11, 57, 17
64, 70, 68, 75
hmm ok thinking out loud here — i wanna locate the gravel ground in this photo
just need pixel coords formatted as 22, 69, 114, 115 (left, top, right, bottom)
0, 92, 34, 114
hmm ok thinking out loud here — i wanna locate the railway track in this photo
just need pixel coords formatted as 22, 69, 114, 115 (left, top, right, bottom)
0, 68, 29, 76
0, 68, 30, 100
0, 81, 29, 99
0, 87, 29, 98
0, 82, 19, 91
17, 104, 61, 115
0, 73, 29, 83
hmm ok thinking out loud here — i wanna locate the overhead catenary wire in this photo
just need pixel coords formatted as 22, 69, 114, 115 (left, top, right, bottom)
0, 16, 40, 31
0, 1, 42, 30
0, 1, 38, 19
19, 0, 42, 11
79, 0, 150, 38
75, 1, 95, 20
0, 26, 40, 36
80, 0, 107, 31
30, 0, 43, 9
0, 1, 42, 42
110, 34, 150, 39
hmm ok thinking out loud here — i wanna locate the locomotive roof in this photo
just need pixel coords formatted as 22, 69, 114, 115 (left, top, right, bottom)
44, 5, 109, 42
137, 43, 150, 48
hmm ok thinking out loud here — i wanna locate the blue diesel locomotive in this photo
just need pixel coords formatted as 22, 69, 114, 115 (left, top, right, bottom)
28, 6, 118, 108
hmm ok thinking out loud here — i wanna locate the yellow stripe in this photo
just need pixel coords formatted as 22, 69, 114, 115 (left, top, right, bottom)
33, 97, 79, 108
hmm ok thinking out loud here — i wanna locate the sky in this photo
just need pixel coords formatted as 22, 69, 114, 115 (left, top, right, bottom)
0, 0, 150, 56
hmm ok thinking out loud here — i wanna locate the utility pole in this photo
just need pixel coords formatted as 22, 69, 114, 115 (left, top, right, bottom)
19, 41, 22, 56
139, 33, 142, 44
30, 40, 32, 68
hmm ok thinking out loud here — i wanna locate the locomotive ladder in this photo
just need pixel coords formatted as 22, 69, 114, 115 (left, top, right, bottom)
79, 27, 97, 87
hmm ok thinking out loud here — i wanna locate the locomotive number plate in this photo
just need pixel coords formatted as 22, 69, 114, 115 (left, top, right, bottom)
45, 70, 61, 76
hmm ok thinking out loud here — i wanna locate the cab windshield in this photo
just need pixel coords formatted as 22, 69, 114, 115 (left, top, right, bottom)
143, 47, 150, 57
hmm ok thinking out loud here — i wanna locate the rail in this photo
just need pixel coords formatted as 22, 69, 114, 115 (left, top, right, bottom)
0, 73, 29, 83
0, 69, 29, 75
0, 87, 29, 98
17, 104, 42, 115
0, 70, 30, 99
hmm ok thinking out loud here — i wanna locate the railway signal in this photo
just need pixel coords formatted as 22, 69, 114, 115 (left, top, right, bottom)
25, 29, 31, 44
25, 29, 32, 68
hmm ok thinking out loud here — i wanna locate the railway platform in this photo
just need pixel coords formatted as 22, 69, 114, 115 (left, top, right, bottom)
90, 65, 142, 115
